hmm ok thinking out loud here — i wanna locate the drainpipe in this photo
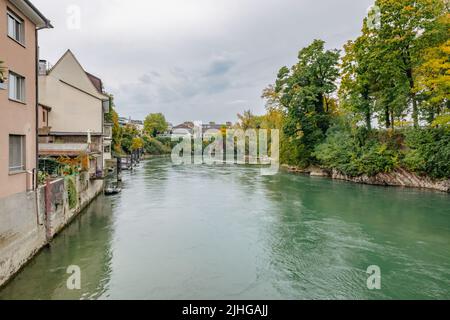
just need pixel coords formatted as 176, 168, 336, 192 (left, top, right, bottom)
35, 29, 39, 192
35, 24, 50, 189
35, 18, 53, 230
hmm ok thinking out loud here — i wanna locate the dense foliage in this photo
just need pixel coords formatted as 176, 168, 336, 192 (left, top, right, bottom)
402, 128, 450, 178
255, 0, 449, 179
143, 136, 173, 155
144, 113, 169, 137
66, 177, 78, 209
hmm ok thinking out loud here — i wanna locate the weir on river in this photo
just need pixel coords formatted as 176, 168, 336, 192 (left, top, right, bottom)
0, 158, 449, 299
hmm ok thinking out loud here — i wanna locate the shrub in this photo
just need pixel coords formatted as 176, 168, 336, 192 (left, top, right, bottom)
66, 177, 78, 209
143, 136, 172, 155
314, 122, 400, 177
403, 128, 450, 179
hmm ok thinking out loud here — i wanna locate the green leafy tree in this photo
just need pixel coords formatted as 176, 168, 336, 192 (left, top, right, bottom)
340, 18, 382, 130
373, 0, 447, 127
121, 125, 139, 154
274, 39, 340, 166
144, 113, 169, 137
415, 37, 450, 123
104, 94, 123, 153
236, 110, 264, 130
131, 137, 144, 151
142, 136, 172, 155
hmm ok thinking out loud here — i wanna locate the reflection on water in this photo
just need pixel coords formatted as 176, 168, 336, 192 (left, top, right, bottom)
0, 196, 115, 300
0, 158, 449, 299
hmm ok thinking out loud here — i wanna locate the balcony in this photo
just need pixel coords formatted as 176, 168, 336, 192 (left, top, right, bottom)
104, 123, 113, 140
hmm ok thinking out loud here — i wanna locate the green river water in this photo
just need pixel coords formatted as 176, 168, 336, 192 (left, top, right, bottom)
0, 158, 449, 299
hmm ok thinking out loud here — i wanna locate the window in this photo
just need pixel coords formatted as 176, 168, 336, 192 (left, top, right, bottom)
8, 72, 25, 102
9, 135, 26, 173
104, 145, 111, 153
7, 11, 24, 44
104, 126, 112, 138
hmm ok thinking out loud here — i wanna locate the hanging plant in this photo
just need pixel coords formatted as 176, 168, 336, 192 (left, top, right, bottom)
66, 176, 78, 209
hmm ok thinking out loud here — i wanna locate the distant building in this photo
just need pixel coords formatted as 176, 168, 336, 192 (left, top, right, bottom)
202, 121, 232, 131
37, 50, 110, 178
118, 117, 129, 126
172, 122, 195, 135
130, 119, 144, 133
171, 121, 233, 137
118, 117, 144, 133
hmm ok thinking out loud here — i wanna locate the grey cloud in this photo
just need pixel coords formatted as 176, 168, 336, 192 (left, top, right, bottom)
34, 0, 375, 124
204, 57, 235, 77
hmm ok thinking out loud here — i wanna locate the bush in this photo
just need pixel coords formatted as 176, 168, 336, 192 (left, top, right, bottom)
403, 128, 450, 179
66, 177, 78, 209
314, 122, 399, 177
143, 136, 172, 155
155, 137, 178, 149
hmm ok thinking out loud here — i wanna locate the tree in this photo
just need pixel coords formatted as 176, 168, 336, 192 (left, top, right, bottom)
144, 113, 168, 137
121, 125, 139, 154
340, 16, 382, 130
373, 0, 447, 127
236, 110, 263, 130
273, 39, 340, 166
415, 38, 450, 122
104, 94, 123, 153
131, 137, 144, 151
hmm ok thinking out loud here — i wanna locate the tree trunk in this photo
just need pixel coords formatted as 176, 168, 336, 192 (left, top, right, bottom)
406, 67, 419, 128
362, 90, 371, 130
411, 93, 419, 128
316, 93, 325, 114
366, 110, 372, 131
390, 110, 395, 130
385, 106, 391, 129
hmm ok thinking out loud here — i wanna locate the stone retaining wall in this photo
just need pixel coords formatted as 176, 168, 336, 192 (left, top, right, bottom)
0, 175, 103, 287
281, 165, 450, 193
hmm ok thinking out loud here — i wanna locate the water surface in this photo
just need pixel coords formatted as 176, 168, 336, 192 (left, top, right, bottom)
1, 158, 449, 299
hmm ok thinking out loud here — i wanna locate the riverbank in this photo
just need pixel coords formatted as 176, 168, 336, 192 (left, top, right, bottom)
0, 174, 103, 288
281, 165, 450, 193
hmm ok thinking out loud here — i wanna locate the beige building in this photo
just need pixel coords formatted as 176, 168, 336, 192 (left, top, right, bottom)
38, 50, 110, 177
0, 0, 51, 199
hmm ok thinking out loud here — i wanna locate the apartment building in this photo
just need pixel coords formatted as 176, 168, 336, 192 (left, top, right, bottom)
0, 0, 51, 199
38, 50, 110, 177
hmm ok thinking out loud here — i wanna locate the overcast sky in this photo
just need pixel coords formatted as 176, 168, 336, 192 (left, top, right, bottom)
34, 0, 374, 125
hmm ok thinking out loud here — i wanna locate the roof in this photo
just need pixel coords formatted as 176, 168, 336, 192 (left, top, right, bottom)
39, 143, 89, 156
38, 103, 52, 111
45, 50, 110, 101
10, 0, 53, 29
202, 124, 226, 131
49, 131, 104, 137
86, 72, 104, 94
173, 122, 195, 129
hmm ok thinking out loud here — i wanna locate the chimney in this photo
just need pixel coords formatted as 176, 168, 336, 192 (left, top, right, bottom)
38, 60, 47, 76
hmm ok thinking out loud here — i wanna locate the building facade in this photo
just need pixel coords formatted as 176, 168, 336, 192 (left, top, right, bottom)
0, 0, 51, 199
37, 50, 110, 177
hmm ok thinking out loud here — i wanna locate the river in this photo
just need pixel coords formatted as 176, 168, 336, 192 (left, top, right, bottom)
0, 158, 449, 300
